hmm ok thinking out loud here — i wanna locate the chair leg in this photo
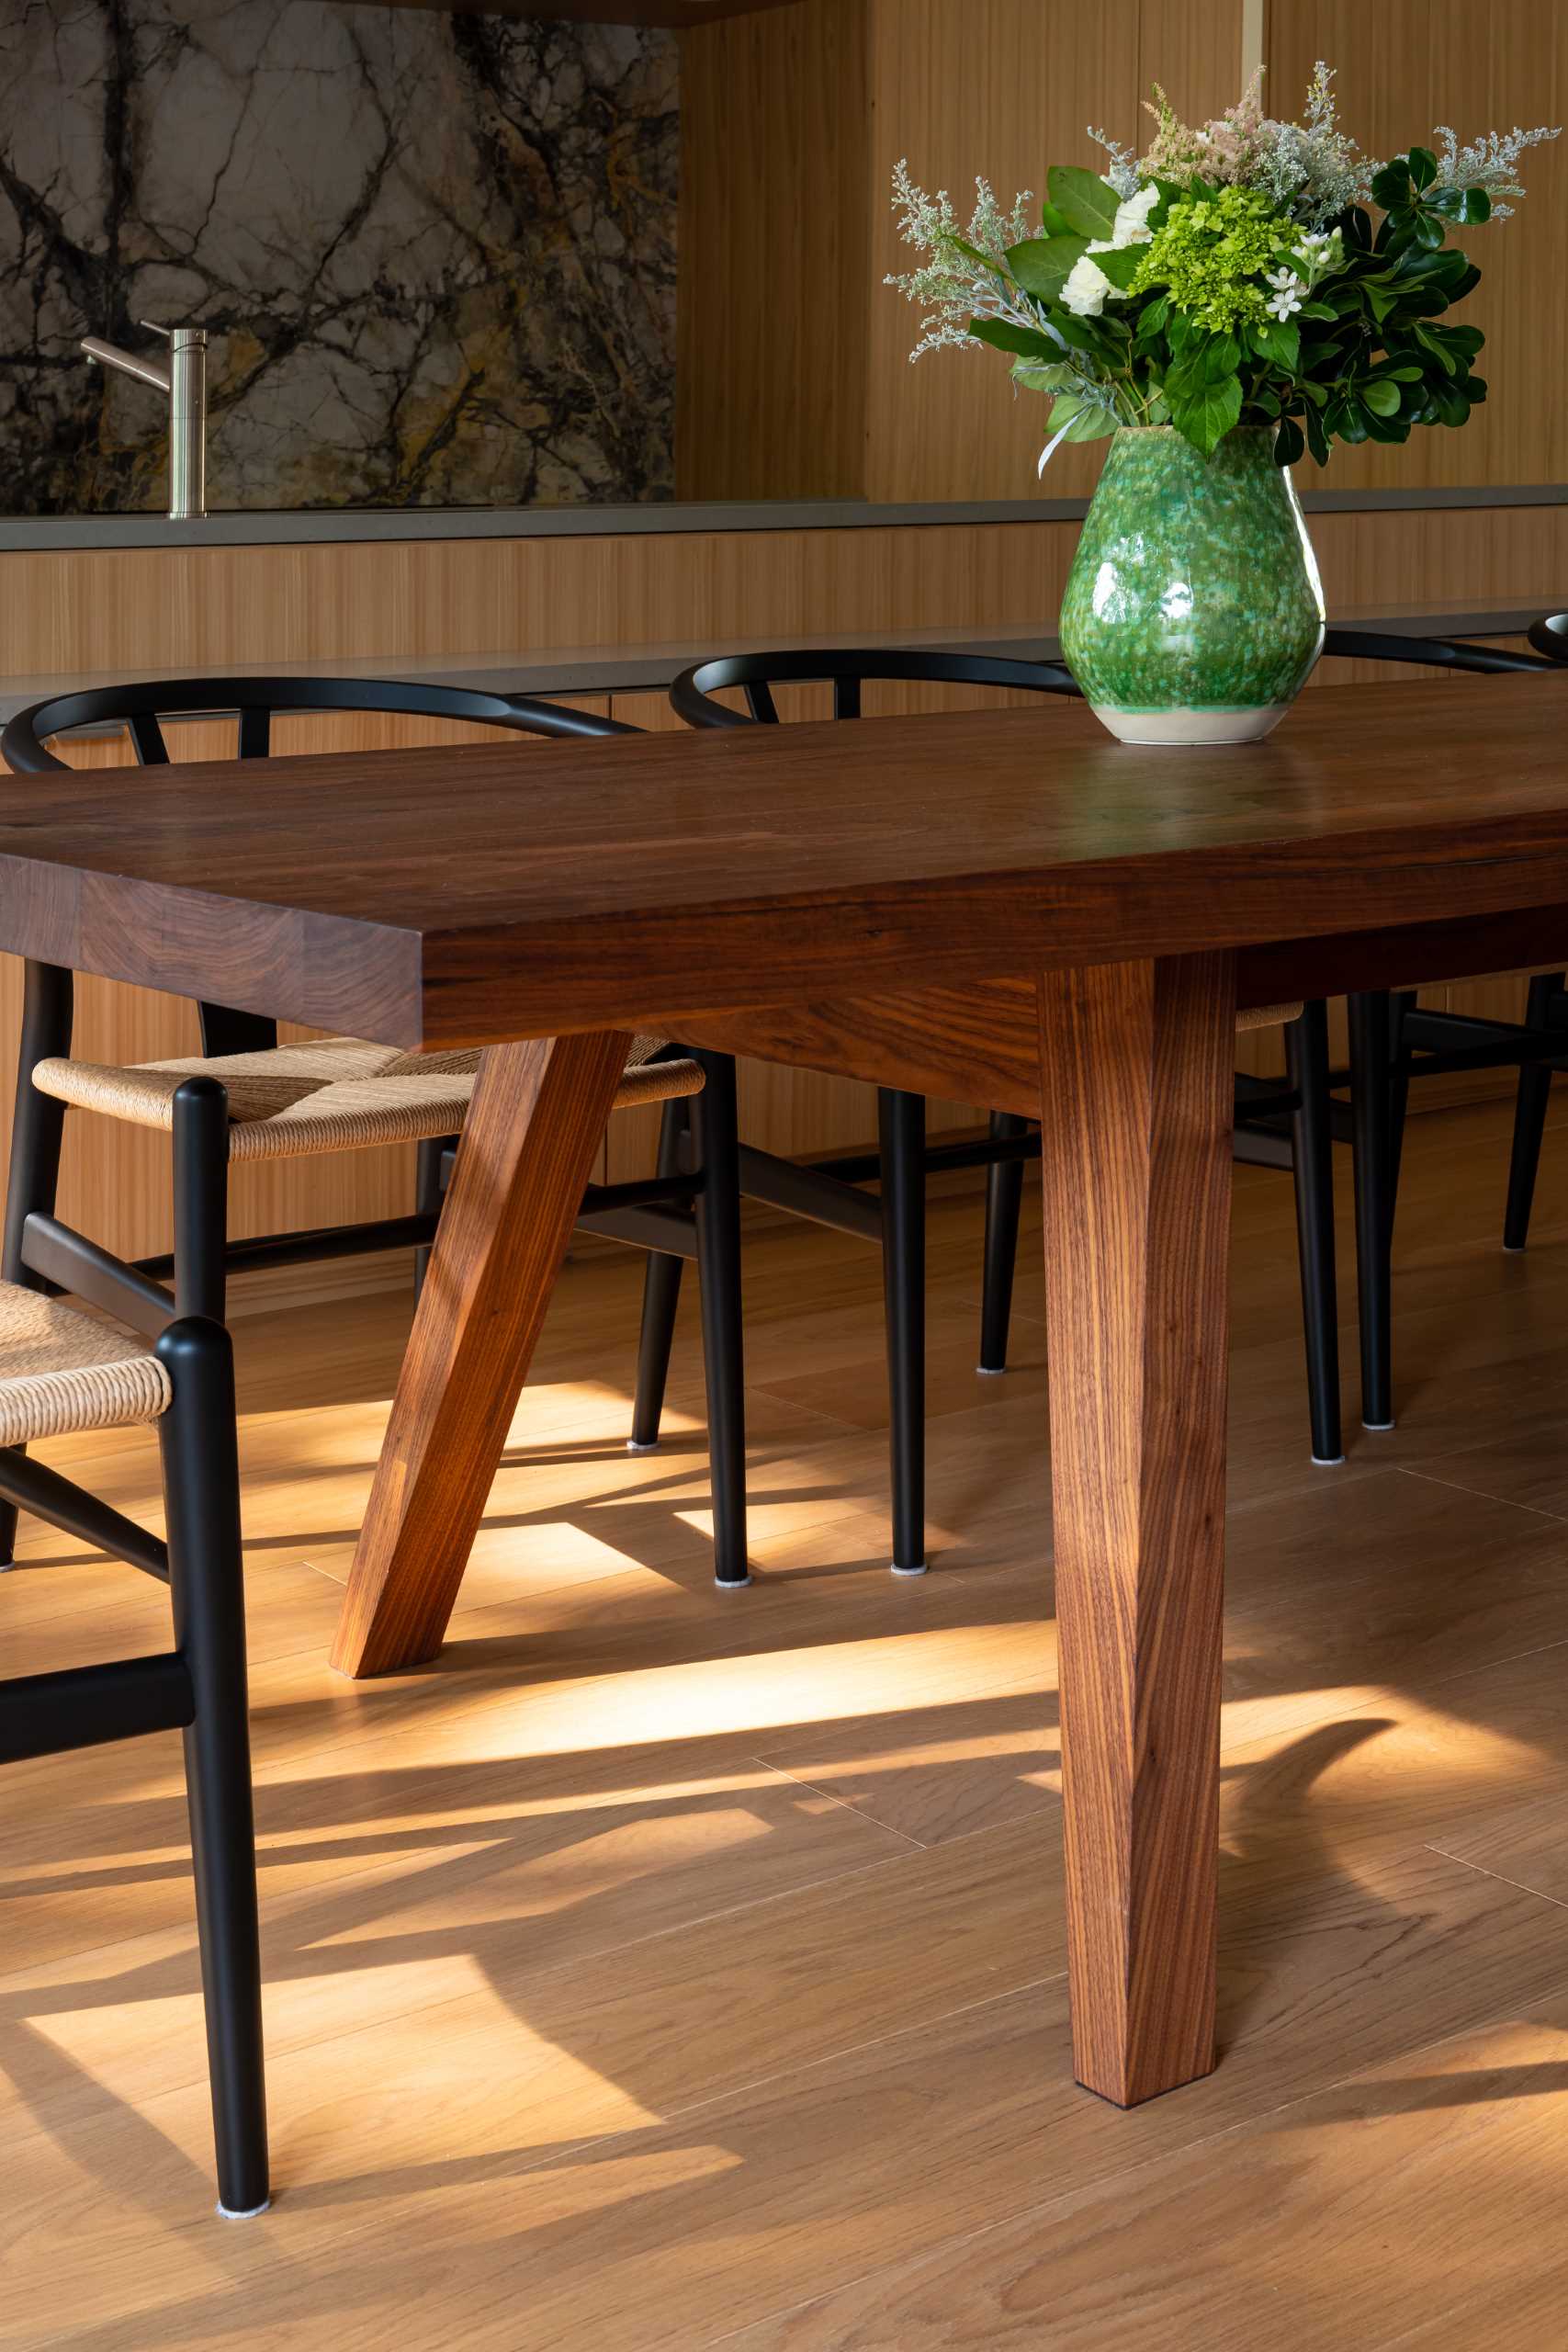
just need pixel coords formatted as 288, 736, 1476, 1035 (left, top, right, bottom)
629, 1098, 690, 1453
0, 963, 73, 1566
412, 1133, 457, 1302
172, 1080, 231, 1325
1387, 992, 1415, 1216
156, 1317, 268, 2219
1348, 989, 1396, 1432
1284, 1002, 1342, 1465
1504, 970, 1565, 1252
690, 1054, 750, 1587
879, 1087, 927, 1577
978, 1111, 1031, 1374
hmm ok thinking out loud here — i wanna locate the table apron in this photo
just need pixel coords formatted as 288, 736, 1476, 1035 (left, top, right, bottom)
671, 906, 1568, 1110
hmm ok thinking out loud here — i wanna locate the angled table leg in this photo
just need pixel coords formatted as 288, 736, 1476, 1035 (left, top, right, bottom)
332, 1030, 631, 1679
1036, 953, 1234, 2108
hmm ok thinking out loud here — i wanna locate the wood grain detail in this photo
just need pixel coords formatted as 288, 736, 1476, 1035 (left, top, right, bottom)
330, 1028, 632, 1678
1036, 952, 1233, 2106
677, 0, 869, 500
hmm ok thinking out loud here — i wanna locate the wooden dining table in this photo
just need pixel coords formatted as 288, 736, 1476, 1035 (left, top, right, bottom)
3, 670, 1567, 2117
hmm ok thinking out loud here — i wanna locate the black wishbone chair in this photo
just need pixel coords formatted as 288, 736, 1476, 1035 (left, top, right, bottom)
0, 679, 750, 1585
630, 649, 1339, 1590
1529, 612, 1568, 663
1315, 626, 1563, 1430
0, 1077, 265, 2216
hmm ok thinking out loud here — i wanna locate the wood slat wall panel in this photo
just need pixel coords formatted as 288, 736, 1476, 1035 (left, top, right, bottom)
4, 504, 1563, 681
864, 0, 1145, 503
676, 0, 869, 499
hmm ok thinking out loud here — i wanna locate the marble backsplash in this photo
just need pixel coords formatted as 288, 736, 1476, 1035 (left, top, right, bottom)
0, 0, 678, 513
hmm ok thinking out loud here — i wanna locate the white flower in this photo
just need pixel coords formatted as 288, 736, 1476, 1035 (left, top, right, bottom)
1109, 183, 1159, 246
1086, 185, 1159, 260
1264, 267, 1304, 321
1292, 227, 1341, 283
1062, 254, 1113, 316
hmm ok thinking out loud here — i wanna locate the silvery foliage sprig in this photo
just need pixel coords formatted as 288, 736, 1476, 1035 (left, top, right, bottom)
886, 159, 1124, 425
1087, 127, 1140, 198
1429, 122, 1560, 217
1253, 62, 1375, 226
886, 159, 1043, 357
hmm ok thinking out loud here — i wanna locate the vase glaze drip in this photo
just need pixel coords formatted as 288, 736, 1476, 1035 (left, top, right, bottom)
1058, 425, 1325, 744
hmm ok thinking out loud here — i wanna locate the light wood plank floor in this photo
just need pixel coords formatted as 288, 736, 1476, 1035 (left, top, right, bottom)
8, 1093, 1568, 2347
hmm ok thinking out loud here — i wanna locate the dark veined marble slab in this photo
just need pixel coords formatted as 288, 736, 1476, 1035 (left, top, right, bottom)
0, 0, 677, 515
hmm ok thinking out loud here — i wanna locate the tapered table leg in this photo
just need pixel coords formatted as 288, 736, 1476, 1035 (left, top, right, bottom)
1036, 953, 1233, 2109
332, 1031, 630, 1679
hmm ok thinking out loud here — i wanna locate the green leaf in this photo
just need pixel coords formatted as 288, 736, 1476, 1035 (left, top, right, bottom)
1138, 294, 1171, 334
1298, 300, 1338, 321
1360, 406, 1411, 444
1304, 404, 1331, 465
1428, 184, 1492, 223
1441, 322, 1485, 356
1275, 415, 1305, 466
1045, 164, 1122, 242
1038, 200, 1074, 238
1170, 371, 1243, 458
1010, 359, 1081, 392
1045, 390, 1117, 446
1004, 234, 1088, 301
1414, 210, 1446, 250
1249, 317, 1301, 371
1047, 308, 1107, 356
1362, 379, 1402, 415
1371, 159, 1412, 208
1092, 244, 1144, 291
1414, 322, 1459, 374
1168, 332, 1241, 398
967, 319, 1061, 358
1407, 144, 1439, 192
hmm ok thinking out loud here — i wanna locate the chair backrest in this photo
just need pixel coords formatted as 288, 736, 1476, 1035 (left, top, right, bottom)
1320, 628, 1555, 675
1529, 613, 1568, 663
670, 648, 1082, 729
1, 673, 638, 775
0, 675, 640, 1059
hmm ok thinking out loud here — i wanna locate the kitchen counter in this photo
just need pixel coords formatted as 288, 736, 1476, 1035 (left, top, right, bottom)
3, 481, 1563, 554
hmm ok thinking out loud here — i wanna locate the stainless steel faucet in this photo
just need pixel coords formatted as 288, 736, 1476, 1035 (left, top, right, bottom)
80, 322, 208, 520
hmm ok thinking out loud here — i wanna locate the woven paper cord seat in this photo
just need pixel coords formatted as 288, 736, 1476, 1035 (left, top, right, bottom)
0, 1282, 170, 1447
30, 1034, 702, 1164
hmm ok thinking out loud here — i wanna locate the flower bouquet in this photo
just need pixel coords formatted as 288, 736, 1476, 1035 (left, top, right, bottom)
888, 70, 1557, 741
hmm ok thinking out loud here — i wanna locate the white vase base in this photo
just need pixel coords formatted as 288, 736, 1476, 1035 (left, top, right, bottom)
1089, 702, 1293, 745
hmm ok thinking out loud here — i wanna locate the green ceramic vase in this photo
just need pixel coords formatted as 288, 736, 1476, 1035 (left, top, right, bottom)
1058, 425, 1325, 744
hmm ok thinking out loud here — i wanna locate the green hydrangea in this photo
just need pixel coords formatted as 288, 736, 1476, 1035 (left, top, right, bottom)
1130, 185, 1304, 330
